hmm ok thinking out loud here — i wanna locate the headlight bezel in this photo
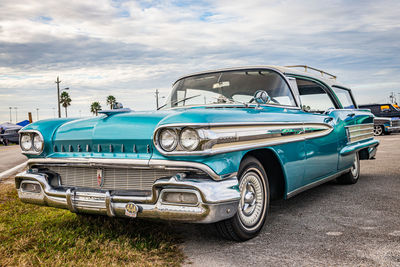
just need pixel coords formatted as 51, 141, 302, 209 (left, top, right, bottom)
179, 127, 200, 151
33, 133, 44, 152
155, 126, 206, 154
19, 130, 44, 155
158, 128, 179, 152
20, 134, 33, 151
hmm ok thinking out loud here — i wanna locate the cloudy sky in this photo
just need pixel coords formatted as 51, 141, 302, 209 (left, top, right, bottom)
1, 0, 399, 123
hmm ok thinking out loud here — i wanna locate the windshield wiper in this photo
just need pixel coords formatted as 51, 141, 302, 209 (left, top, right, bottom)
172, 94, 201, 106
157, 94, 201, 110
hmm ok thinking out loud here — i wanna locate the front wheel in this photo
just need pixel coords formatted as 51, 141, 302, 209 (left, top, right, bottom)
215, 156, 269, 241
337, 153, 360, 184
373, 125, 384, 136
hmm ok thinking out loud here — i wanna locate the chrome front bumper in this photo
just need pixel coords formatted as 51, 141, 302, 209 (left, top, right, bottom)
15, 171, 240, 224
386, 126, 400, 133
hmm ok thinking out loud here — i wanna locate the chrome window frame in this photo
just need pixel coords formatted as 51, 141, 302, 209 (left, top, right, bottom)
331, 85, 358, 109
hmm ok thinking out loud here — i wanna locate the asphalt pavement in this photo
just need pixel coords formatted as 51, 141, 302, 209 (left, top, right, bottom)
0, 135, 398, 266
179, 134, 400, 267
0, 145, 26, 173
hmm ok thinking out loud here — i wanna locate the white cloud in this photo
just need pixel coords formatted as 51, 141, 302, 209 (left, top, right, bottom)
1, 0, 400, 122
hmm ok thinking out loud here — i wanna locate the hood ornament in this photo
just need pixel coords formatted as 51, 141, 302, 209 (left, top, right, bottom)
99, 102, 132, 117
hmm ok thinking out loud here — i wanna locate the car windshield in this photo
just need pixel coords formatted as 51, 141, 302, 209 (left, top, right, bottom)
161, 70, 296, 109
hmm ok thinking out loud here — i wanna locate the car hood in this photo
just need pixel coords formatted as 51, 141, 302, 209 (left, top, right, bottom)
36, 106, 304, 158
54, 106, 300, 141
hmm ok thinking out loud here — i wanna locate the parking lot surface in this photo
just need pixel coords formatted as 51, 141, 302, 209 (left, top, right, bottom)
179, 134, 400, 267
1, 135, 398, 266
0, 145, 26, 173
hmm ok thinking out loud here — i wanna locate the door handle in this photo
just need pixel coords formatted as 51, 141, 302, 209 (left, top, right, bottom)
347, 113, 355, 117
324, 117, 333, 123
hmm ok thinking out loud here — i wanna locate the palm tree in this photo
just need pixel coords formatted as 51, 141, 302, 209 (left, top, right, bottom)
90, 102, 102, 116
60, 91, 71, 117
106, 95, 116, 110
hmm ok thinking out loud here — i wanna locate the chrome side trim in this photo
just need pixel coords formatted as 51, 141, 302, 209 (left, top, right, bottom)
286, 169, 350, 199
26, 158, 233, 181
154, 122, 333, 156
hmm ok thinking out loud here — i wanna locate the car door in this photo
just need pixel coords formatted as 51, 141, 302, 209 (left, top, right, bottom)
294, 77, 340, 182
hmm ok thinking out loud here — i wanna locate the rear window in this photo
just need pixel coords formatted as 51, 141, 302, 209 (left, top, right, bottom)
332, 86, 356, 109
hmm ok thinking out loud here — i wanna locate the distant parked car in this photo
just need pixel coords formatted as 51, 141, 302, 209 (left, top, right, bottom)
371, 117, 400, 136
359, 103, 400, 118
359, 104, 400, 135
0, 126, 22, 144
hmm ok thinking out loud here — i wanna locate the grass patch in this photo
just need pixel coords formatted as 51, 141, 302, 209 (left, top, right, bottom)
0, 184, 184, 266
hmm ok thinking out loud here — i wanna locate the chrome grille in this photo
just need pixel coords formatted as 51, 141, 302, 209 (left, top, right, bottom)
346, 123, 374, 144
392, 120, 400, 127
45, 166, 176, 191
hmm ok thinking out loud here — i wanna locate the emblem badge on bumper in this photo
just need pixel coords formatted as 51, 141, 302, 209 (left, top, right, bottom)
97, 169, 104, 187
125, 202, 139, 218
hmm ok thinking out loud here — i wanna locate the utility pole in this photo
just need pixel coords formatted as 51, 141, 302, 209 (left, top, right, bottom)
14, 107, 18, 122
36, 108, 39, 121
389, 92, 396, 104
155, 89, 159, 109
55, 76, 61, 118
9, 107, 12, 123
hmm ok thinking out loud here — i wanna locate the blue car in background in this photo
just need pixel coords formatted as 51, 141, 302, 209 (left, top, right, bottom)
16, 65, 379, 241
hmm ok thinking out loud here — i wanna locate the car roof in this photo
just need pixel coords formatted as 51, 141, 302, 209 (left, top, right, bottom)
174, 65, 347, 89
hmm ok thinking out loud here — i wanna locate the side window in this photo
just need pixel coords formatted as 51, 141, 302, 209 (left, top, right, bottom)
296, 79, 336, 113
332, 86, 356, 109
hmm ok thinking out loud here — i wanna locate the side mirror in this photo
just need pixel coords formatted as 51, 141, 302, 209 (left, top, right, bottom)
252, 90, 271, 105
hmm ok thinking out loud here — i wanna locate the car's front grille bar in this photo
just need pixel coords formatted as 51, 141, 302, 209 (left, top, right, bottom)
43, 165, 177, 191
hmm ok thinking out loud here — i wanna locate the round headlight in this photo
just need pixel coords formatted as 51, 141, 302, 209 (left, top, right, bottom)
159, 129, 178, 152
33, 134, 44, 152
20, 134, 32, 151
180, 128, 200, 151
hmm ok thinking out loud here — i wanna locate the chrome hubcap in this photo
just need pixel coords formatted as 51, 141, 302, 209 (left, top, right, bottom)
351, 155, 359, 178
238, 170, 264, 228
373, 126, 382, 136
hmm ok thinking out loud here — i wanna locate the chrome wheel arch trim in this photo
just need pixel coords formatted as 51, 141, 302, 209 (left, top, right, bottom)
25, 158, 237, 181
153, 122, 333, 156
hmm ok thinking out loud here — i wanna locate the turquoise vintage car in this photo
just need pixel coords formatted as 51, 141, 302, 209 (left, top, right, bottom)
16, 65, 379, 241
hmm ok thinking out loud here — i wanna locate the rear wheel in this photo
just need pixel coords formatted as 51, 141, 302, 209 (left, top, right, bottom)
337, 153, 360, 184
373, 125, 384, 136
215, 156, 269, 241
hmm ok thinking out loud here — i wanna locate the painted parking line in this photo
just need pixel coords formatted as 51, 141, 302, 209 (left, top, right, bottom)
0, 161, 27, 180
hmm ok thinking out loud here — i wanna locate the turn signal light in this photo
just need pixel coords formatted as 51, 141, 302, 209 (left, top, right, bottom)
21, 182, 41, 193
162, 191, 198, 205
